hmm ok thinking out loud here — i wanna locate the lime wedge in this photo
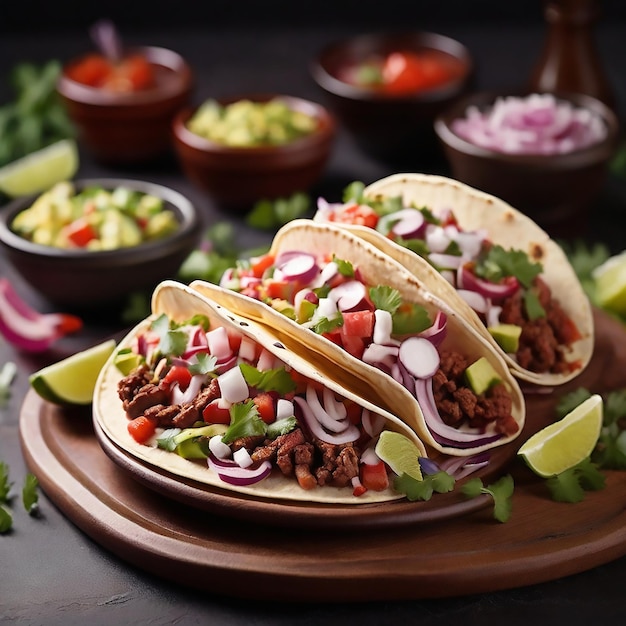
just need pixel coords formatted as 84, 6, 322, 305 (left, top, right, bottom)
29, 339, 116, 406
593, 251, 626, 315
0, 139, 79, 198
375, 430, 423, 480
518, 394, 603, 477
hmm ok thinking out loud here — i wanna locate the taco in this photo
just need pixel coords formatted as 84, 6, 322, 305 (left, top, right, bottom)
191, 220, 526, 457
312, 173, 593, 387
93, 280, 431, 505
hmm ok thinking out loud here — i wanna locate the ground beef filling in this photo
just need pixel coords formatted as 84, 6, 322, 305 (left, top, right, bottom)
498, 277, 580, 375
117, 364, 360, 490
432, 350, 519, 437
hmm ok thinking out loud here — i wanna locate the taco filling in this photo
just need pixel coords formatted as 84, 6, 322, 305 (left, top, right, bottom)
313, 183, 583, 377
114, 308, 426, 498
218, 248, 520, 449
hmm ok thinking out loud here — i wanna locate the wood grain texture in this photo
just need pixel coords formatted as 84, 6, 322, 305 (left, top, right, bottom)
18, 308, 626, 602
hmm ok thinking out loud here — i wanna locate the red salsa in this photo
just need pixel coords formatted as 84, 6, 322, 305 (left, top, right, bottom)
337, 49, 465, 95
64, 53, 156, 92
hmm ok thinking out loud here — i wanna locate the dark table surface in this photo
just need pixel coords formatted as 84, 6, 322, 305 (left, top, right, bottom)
2, 6, 626, 624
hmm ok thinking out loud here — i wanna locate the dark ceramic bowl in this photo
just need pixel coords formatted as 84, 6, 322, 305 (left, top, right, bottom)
310, 31, 473, 167
172, 94, 336, 212
0, 178, 200, 310
57, 47, 193, 165
434, 90, 620, 238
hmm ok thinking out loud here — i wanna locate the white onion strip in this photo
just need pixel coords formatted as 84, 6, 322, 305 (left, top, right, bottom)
294, 396, 360, 444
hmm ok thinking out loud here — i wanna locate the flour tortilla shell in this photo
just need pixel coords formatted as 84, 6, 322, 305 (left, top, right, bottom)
190, 221, 526, 456
93, 280, 428, 504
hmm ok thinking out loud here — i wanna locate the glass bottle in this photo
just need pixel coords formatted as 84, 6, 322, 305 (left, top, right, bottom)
528, 0, 616, 110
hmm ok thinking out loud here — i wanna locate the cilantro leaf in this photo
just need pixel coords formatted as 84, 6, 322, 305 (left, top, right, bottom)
394, 471, 454, 501
556, 388, 593, 418
221, 400, 267, 444
475, 245, 542, 288
266, 416, 298, 439
22, 473, 39, 514
369, 285, 402, 315
523, 289, 546, 320
545, 458, 606, 503
312, 314, 344, 335
461, 474, 514, 523
239, 363, 297, 395
332, 256, 354, 277
392, 303, 432, 336
188, 353, 218, 376
150, 314, 188, 358
399, 237, 430, 258
156, 428, 182, 452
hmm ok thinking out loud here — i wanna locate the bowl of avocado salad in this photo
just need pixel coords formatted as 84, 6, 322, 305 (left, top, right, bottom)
0, 178, 200, 310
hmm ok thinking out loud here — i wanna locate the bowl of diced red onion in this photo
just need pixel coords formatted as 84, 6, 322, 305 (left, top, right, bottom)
434, 90, 620, 237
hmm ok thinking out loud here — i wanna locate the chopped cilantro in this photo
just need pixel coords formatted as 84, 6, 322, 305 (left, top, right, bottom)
391, 303, 432, 336
239, 363, 297, 395
342, 181, 366, 203
394, 470, 455, 501
332, 256, 354, 277
221, 400, 267, 444
0, 362, 17, 407
266, 416, 298, 439
156, 428, 182, 452
523, 289, 546, 320
188, 352, 218, 376
369, 285, 402, 315
312, 314, 344, 335
22, 474, 39, 515
461, 474, 514, 522
246, 192, 311, 230
399, 237, 430, 258
475, 245, 542, 288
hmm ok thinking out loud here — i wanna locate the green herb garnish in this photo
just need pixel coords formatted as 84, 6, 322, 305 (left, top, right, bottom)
461, 474, 514, 523
22, 474, 39, 515
394, 470, 455, 501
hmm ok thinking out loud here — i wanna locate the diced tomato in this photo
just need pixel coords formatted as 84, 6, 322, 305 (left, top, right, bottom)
127, 415, 157, 444
345, 401, 363, 425
66, 54, 112, 87
250, 254, 275, 278
226, 329, 243, 354
264, 280, 295, 301
253, 392, 276, 424
360, 461, 390, 491
332, 203, 379, 229
556, 316, 582, 344
202, 401, 231, 425
339, 333, 365, 360
54, 313, 83, 336
353, 482, 368, 497
162, 365, 192, 391
65, 218, 97, 248
341, 310, 375, 339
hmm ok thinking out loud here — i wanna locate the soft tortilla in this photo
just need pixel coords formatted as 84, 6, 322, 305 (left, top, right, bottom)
354, 173, 594, 386
190, 222, 526, 456
93, 280, 426, 504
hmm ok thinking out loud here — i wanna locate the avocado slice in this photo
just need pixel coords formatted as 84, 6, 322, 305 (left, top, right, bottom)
173, 424, 228, 459
465, 357, 502, 396
488, 323, 522, 354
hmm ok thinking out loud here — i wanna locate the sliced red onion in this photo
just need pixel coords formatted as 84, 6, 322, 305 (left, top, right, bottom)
215, 354, 238, 374
418, 310, 447, 347
217, 366, 249, 403
209, 434, 232, 459
414, 377, 503, 448
208, 454, 272, 486
457, 289, 490, 314
425, 225, 451, 253
322, 386, 348, 421
329, 280, 368, 312
459, 266, 520, 301
390, 362, 404, 384
240, 275, 262, 289
428, 253, 463, 270
311, 260, 339, 288
398, 337, 441, 379
377, 208, 426, 239
451, 93, 608, 155
362, 343, 399, 369
305, 385, 350, 433
276, 252, 319, 284
362, 408, 386, 438
293, 396, 360, 444
219, 267, 239, 290
448, 229, 486, 259
418, 457, 441, 475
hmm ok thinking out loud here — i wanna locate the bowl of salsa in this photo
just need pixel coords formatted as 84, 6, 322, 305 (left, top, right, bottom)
310, 31, 473, 167
57, 46, 193, 165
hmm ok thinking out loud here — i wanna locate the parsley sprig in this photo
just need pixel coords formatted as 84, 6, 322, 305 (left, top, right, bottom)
0, 461, 40, 533
461, 475, 514, 523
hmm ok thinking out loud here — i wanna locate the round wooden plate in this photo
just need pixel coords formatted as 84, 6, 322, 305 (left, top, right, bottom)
18, 308, 626, 601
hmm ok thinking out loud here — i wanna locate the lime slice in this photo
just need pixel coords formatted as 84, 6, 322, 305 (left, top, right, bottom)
518, 394, 603, 477
593, 251, 626, 316
375, 430, 423, 480
29, 339, 116, 406
0, 139, 79, 198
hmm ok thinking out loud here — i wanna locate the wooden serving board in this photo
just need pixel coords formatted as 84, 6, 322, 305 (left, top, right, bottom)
19, 308, 626, 602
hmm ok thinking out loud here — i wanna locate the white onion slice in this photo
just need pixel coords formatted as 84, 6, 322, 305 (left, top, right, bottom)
305, 385, 349, 432
362, 343, 399, 369
238, 335, 257, 363
360, 446, 381, 465
276, 398, 295, 420
428, 253, 463, 270
362, 409, 386, 438
373, 309, 399, 345
322, 386, 348, 420
398, 337, 441, 379
457, 289, 490, 314
233, 447, 253, 468
217, 366, 249, 403
294, 396, 360, 444
209, 435, 232, 459
207, 326, 233, 362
